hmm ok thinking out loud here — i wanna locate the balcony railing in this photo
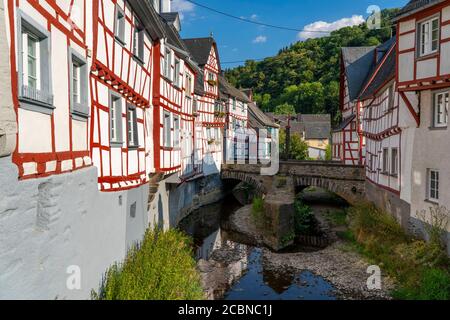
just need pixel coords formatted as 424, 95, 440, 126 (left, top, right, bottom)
21, 85, 54, 106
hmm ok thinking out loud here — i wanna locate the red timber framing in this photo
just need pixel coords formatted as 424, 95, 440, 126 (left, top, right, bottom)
336, 74, 361, 165
195, 42, 224, 169
396, 1, 450, 94
153, 40, 197, 176
8, 0, 91, 180
90, 0, 153, 191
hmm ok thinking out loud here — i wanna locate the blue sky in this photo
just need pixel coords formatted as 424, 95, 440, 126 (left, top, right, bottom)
173, 0, 409, 68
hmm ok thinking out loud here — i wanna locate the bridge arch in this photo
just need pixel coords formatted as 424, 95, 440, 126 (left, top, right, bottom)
220, 170, 267, 197
292, 175, 364, 205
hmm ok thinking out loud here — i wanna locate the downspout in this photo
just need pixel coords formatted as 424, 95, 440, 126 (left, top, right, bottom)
0, 1, 17, 157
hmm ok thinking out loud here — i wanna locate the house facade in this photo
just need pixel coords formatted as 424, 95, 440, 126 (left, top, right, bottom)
184, 37, 224, 175
395, 0, 450, 247
332, 47, 375, 165
219, 74, 251, 162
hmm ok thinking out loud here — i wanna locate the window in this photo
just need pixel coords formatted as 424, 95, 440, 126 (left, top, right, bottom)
382, 148, 389, 173
163, 112, 171, 148
232, 98, 237, 111
163, 48, 171, 79
69, 49, 89, 119
185, 73, 192, 96
109, 92, 123, 146
115, 6, 126, 45
391, 148, 398, 176
17, 10, 53, 114
428, 169, 439, 202
174, 58, 181, 87
127, 104, 138, 148
433, 91, 449, 127
133, 17, 144, 62
419, 17, 439, 57
173, 116, 180, 148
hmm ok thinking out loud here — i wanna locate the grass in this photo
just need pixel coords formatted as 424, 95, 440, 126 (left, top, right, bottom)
345, 202, 450, 300
92, 228, 204, 300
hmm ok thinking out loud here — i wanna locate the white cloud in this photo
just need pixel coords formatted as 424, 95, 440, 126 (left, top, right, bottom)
299, 15, 365, 39
250, 14, 258, 20
253, 35, 267, 44
172, 0, 195, 20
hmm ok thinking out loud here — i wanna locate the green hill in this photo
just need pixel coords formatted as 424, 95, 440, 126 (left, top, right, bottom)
225, 9, 400, 124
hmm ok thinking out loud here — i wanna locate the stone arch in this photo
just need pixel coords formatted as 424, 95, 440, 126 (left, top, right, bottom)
293, 176, 364, 205
220, 170, 266, 197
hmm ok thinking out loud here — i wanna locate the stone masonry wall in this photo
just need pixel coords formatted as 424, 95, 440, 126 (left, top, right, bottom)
0, 158, 149, 299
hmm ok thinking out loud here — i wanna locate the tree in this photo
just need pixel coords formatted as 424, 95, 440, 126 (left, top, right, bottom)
274, 103, 296, 116
325, 144, 332, 161
225, 8, 400, 125
279, 129, 309, 160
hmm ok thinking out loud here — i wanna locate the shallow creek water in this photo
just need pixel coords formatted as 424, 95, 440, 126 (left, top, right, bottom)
178, 192, 345, 300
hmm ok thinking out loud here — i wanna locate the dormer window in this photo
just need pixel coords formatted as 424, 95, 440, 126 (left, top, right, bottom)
418, 17, 439, 57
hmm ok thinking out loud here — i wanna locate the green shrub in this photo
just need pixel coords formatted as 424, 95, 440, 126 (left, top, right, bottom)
92, 228, 204, 300
346, 202, 450, 300
294, 200, 315, 235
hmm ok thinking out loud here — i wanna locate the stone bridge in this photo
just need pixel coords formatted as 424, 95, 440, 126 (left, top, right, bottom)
221, 161, 366, 251
221, 161, 366, 205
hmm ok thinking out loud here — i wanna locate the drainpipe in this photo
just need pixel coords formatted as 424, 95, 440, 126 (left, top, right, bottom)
0, 1, 17, 157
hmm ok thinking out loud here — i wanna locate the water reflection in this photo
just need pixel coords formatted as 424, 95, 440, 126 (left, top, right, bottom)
224, 248, 336, 300
178, 195, 337, 300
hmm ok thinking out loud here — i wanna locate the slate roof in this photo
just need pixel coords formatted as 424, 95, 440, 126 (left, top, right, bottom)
341, 46, 376, 101
396, 0, 442, 19
333, 115, 356, 132
183, 37, 218, 68
159, 15, 188, 52
304, 123, 331, 140
194, 72, 205, 95
248, 103, 279, 129
265, 113, 331, 139
160, 12, 179, 25
128, 0, 164, 41
218, 75, 251, 103
359, 40, 396, 100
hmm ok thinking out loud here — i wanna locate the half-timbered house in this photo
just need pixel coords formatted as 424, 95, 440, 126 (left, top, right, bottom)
218, 74, 251, 162
395, 0, 450, 250
332, 47, 375, 165
183, 37, 224, 175
4, 0, 92, 179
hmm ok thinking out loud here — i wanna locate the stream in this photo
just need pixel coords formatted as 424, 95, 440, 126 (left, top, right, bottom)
178, 189, 347, 300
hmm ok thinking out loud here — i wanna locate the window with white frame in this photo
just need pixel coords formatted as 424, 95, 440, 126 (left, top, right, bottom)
109, 92, 123, 146
173, 116, 180, 148
69, 49, 88, 119
133, 17, 144, 62
174, 58, 181, 87
382, 148, 389, 173
433, 91, 449, 127
428, 169, 439, 202
18, 10, 53, 113
163, 48, 171, 80
232, 98, 237, 111
163, 112, 172, 148
127, 104, 138, 148
115, 6, 126, 44
391, 148, 398, 176
418, 17, 439, 57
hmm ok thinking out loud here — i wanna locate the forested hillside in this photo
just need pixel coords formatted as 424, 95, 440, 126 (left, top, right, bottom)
225, 9, 399, 124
